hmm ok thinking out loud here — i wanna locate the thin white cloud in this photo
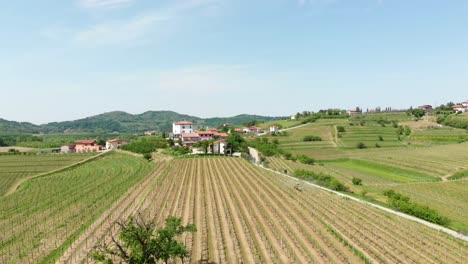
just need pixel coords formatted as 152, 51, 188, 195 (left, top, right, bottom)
74, 14, 172, 46
78, 0, 135, 9
72, 0, 224, 46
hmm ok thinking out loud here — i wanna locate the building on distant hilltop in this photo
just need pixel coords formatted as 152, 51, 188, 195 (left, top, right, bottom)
75, 140, 101, 152
243, 126, 263, 134
60, 144, 76, 153
452, 104, 468, 112
173, 121, 194, 138
418, 105, 433, 111
106, 138, 128, 150
144, 131, 157, 136
181, 133, 200, 147
347, 109, 362, 115
269, 125, 279, 135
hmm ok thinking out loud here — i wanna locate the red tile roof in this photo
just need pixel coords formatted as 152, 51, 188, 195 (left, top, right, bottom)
214, 132, 228, 137
181, 133, 200, 138
197, 131, 214, 135
75, 140, 96, 145
174, 121, 193, 125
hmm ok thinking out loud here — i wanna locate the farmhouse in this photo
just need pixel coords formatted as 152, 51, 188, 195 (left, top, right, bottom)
173, 121, 194, 138
452, 104, 468, 112
212, 140, 228, 154
243, 126, 263, 134
106, 138, 128, 150
181, 133, 200, 147
419, 105, 433, 111
269, 125, 279, 134
347, 109, 362, 115
197, 131, 214, 140
213, 132, 228, 139
144, 131, 156, 136
75, 140, 101, 152
60, 144, 75, 153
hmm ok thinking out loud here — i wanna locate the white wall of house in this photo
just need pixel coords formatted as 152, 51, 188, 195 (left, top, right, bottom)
173, 123, 194, 136
106, 141, 119, 150
269, 126, 279, 134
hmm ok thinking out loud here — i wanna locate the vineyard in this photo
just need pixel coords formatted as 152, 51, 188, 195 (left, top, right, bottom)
0, 152, 155, 263
56, 157, 467, 263
0, 153, 96, 196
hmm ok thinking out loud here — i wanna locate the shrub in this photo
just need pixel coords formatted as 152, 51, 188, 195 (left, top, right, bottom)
297, 155, 315, 165
143, 153, 152, 161
356, 142, 367, 149
378, 136, 384, 141
293, 169, 349, 192
352, 177, 362, 185
383, 190, 450, 226
375, 143, 381, 148
337, 126, 346, 133
303, 135, 322, 142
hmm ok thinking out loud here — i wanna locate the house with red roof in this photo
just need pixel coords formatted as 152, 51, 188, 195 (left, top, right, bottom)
419, 105, 433, 111
452, 104, 468, 112
197, 131, 215, 141
211, 140, 228, 154
75, 140, 101, 152
181, 133, 200, 147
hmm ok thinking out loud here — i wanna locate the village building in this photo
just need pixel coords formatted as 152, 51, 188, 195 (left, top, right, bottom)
243, 126, 263, 134
106, 138, 128, 150
234, 128, 243, 133
452, 104, 468, 112
213, 132, 228, 139
212, 140, 228, 154
197, 131, 214, 141
269, 125, 279, 135
206, 127, 218, 133
347, 109, 362, 115
75, 140, 101, 152
60, 144, 75, 153
419, 105, 433, 111
144, 131, 157, 136
181, 133, 200, 147
173, 121, 194, 138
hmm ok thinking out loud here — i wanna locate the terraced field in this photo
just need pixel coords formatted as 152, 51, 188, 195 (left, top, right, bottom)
338, 123, 407, 149
60, 157, 467, 263
0, 153, 96, 196
0, 152, 156, 263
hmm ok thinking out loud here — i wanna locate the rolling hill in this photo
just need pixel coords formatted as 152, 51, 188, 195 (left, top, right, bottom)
0, 111, 280, 134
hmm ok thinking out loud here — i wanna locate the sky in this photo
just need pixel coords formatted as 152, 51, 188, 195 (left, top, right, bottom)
0, 0, 467, 124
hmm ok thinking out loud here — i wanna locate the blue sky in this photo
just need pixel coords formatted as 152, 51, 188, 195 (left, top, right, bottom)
0, 0, 467, 124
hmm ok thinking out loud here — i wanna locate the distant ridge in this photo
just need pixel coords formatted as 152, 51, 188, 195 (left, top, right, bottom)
0, 111, 281, 134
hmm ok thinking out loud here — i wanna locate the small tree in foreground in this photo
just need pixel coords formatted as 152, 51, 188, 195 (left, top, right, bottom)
92, 216, 196, 264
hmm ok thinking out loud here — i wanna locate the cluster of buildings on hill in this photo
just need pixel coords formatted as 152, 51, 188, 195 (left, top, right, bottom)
60, 138, 128, 153
452, 101, 468, 112
171, 121, 279, 154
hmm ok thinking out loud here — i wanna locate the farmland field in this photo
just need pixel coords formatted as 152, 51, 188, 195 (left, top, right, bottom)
0, 153, 96, 196
0, 152, 156, 263
58, 157, 467, 263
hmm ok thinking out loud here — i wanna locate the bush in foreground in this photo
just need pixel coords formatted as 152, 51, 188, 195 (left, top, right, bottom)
303, 135, 322, 142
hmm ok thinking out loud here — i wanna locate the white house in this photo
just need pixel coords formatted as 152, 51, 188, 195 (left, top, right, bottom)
452, 105, 468, 112
269, 125, 279, 134
106, 138, 127, 150
173, 121, 194, 138
212, 140, 228, 154
291, 115, 296, 120
60, 144, 76, 153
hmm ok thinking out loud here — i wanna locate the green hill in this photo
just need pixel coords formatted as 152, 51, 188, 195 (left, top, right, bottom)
1, 111, 279, 134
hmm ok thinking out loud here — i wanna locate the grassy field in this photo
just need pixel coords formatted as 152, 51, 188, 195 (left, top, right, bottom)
0, 152, 156, 263
60, 157, 467, 263
258, 118, 303, 130
0, 153, 96, 196
338, 123, 409, 149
